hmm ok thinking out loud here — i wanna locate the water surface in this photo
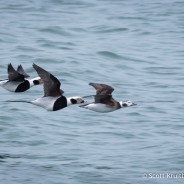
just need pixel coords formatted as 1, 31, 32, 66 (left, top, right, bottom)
0, 0, 184, 183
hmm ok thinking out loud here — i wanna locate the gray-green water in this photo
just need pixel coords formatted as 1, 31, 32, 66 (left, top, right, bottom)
0, 0, 184, 183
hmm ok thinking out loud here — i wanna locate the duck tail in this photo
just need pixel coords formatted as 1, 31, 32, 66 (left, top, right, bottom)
4, 100, 31, 103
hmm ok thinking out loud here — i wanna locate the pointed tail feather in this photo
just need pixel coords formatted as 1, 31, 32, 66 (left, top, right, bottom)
82, 95, 95, 98
2, 100, 31, 103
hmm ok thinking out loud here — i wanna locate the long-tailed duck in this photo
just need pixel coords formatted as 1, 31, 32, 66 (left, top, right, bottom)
80, 83, 136, 113
0, 63, 42, 92
31, 64, 85, 111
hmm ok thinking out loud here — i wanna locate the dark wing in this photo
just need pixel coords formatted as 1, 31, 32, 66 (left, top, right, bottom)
94, 94, 120, 107
17, 65, 30, 78
89, 82, 114, 95
94, 94, 111, 103
33, 63, 64, 97
8, 63, 25, 81
89, 83, 120, 107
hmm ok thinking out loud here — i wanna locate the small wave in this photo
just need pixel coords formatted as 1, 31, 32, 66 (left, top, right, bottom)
89, 25, 128, 33
113, 16, 147, 21
97, 51, 123, 60
39, 27, 72, 36
96, 166, 114, 170
0, 153, 20, 160
96, 27, 128, 33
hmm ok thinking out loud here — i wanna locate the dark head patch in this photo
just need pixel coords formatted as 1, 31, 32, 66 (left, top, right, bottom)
123, 103, 128, 107
33, 80, 40, 85
71, 98, 77, 104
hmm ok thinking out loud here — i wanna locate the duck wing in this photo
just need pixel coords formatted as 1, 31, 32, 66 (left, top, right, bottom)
33, 64, 64, 97
89, 82, 114, 95
17, 65, 30, 78
89, 83, 120, 107
8, 63, 25, 81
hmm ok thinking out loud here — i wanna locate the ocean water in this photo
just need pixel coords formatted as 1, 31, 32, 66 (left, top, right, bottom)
0, 0, 184, 183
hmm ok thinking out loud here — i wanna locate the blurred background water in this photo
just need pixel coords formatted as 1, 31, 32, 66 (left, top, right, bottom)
0, 0, 184, 183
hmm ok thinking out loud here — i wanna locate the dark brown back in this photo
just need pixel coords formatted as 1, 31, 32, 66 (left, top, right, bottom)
89, 82, 120, 108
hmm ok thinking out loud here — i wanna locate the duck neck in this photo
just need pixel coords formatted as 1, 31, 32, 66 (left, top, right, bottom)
119, 101, 124, 108
28, 77, 42, 87
66, 97, 72, 106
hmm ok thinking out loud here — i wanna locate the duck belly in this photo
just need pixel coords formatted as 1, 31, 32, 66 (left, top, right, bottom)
31, 97, 59, 111
83, 103, 116, 113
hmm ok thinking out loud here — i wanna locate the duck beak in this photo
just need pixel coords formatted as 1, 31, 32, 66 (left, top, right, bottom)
81, 100, 85, 103
132, 103, 137, 106
81, 99, 88, 103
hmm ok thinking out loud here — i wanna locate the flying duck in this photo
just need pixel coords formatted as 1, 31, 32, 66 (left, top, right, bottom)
30, 64, 85, 111
80, 83, 136, 113
0, 63, 42, 92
